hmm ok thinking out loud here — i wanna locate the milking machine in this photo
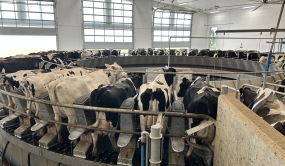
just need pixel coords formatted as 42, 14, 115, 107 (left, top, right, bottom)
34, 92, 58, 149
117, 97, 137, 166
0, 87, 27, 131
69, 94, 94, 159
0, 84, 9, 119
168, 92, 185, 166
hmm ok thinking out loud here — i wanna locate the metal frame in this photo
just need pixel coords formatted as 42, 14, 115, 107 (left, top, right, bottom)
216, 29, 285, 34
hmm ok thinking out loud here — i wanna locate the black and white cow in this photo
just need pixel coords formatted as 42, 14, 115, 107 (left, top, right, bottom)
102, 49, 111, 57
128, 72, 143, 89
169, 49, 178, 56
240, 87, 285, 136
147, 48, 155, 56
177, 77, 192, 97
138, 67, 176, 132
198, 49, 209, 56
156, 49, 166, 56
129, 49, 137, 56
188, 49, 198, 56
182, 77, 218, 157
179, 49, 187, 56
137, 48, 147, 56
111, 49, 120, 56
89, 78, 137, 156
247, 50, 260, 61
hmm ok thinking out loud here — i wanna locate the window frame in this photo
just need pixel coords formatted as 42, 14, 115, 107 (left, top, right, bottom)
0, 0, 55, 28
82, 0, 133, 43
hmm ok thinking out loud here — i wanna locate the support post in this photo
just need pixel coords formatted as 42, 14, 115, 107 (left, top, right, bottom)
236, 74, 240, 99
221, 85, 228, 95
206, 74, 210, 84
168, 37, 171, 67
149, 125, 162, 166
265, 0, 285, 72
263, 73, 267, 89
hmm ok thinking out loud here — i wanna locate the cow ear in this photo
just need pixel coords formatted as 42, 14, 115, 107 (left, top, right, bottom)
105, 64, 110, 68
111, 65, 116, 70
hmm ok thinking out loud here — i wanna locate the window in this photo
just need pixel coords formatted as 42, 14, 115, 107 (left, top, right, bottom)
0, 0, 55, 28
153, 10, 192, 42
210, 27, 217, 50
82, 0, 133, 43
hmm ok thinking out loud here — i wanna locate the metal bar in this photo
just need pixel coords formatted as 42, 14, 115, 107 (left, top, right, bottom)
167, 36, 285, 40
216, 29, 285, 33
0, 89, 215, 120
0, 103, 206, 139
265, 0, 285, 72
236, 74, 240, 99
265, 82, 285, 89
40, 59, 281, 75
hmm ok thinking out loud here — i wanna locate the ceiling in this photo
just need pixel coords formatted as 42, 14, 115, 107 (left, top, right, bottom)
154, 0, 283, 13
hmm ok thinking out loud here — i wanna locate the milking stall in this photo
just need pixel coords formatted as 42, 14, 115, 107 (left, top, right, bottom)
1, 0, 285, 166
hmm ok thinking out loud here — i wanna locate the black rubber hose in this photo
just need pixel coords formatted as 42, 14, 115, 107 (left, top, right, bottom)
28, 152, 31, 166
2, 141, 10, 165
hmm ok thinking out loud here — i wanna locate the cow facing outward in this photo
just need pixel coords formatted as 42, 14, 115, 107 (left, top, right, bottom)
89, 78, 137, 156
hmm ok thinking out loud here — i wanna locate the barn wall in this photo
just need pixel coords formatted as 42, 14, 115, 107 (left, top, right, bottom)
56, 0, 83, 51
133, 0, 153, 49
191, 12, 209, 50
207, 5, 285, 52
214, 94, 285, 166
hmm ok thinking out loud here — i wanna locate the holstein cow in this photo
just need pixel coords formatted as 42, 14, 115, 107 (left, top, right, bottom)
137, 48, 147, 56
247, 50, 260, 61
179, 49, 187, 56
148, 48, 155, 56
156, 49, 166, 56
240, 87, 285, 135
44, 63, 127, 144
181, 77, 219, 157
89, 78, 137, 156
129, 49, 137, 56
138, 67, 176, 132
22, 68, 89, 116
188, 49, 198, 56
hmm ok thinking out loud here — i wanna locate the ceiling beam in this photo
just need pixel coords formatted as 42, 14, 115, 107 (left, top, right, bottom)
216, 29, 285, 34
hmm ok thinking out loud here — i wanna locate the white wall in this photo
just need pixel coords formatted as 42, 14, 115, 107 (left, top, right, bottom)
208, 5, 285, 52
56, 0, 83, 51
133, 0, 153, 49
191, 12, 209, 50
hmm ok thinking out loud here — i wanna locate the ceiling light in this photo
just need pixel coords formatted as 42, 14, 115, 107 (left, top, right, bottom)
243, 6, 256, 9
179, 2, 188, 6
210, 11, 219, 13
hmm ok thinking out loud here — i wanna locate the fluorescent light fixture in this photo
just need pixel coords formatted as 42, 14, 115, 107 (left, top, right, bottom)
179, 2, 188, 6
210, 11, 219, 13
243, 6, 256, 9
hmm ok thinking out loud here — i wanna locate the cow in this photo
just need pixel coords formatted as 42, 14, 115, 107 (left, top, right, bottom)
177, 77, 192, 97
235, 50, 247, 60
148, 48, 155, 56
129, 49, 137, 56
111, 49, 121, 56
240, 87, 285, 136
247, 50, 260, 61
156, 49, 166, 56
21, 68, 89, 116
138, 67, 176, 133
259, 53, 275, 64
44, 62, 127, 144
89, 78, 137, 156
169, 49, 178, 56
226, 50, 238, 58
182, 77, 219, 157
128, 72, 143, 89
188, 49, 198, 56
102, 49, 111, 57
137, 48, 147, 56
179, 49, 187, 56
198, 49, 209, 56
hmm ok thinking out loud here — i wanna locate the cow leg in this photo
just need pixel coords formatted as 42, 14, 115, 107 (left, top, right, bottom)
140, 115, 147, 132
91, 131, 98, 156
186, 118, 196, 158
54, 114, 62, 143
65, 108, 76, 134
108, 122, 119, 152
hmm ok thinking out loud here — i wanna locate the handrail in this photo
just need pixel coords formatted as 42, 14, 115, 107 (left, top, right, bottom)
242, 83, 285, 96
0, 89, 214, 120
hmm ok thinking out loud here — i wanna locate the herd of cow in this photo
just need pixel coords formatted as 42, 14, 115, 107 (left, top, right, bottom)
2, 62, 285, 164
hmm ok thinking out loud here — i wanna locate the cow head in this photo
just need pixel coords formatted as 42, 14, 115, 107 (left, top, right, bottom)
239, 87, 257, 109
105, 62, 127, 83
128, 73, 143, 89
177, 77, 191, 97
162, 66, 176, 87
